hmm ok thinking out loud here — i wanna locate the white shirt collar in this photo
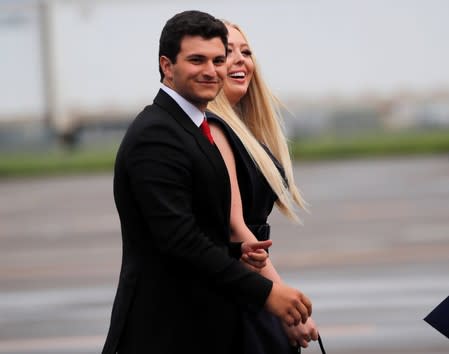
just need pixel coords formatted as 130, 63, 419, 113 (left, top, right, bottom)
160, 84, 204, 127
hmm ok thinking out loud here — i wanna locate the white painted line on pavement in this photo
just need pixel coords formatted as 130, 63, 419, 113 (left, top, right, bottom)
0, 335, 104, 353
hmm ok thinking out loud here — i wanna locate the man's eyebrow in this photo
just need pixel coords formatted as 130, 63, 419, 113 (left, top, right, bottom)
185, 54, 206, 59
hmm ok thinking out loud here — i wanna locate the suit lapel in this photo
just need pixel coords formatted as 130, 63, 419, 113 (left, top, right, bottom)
153, 90, 229, 182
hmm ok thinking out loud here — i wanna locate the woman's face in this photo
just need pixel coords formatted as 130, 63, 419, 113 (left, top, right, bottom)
223, 25, 254, 106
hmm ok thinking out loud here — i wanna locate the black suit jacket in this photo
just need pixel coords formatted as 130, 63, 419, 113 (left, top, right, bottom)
102, 90, 273, 354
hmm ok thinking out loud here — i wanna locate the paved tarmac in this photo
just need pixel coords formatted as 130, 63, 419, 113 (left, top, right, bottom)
1, 155, 448, 353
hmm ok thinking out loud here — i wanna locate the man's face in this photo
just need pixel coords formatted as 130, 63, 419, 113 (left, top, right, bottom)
160, 35, 227, 111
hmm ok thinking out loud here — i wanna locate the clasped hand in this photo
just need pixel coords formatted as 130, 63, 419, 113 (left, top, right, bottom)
240, 240, 272, 272
283, 317, 319, 348
239, 240, 316, 346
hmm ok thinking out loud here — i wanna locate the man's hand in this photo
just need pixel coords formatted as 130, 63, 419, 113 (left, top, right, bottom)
240, 240, 272, 272
283, 317, 319, 348
264, 282, 312, 327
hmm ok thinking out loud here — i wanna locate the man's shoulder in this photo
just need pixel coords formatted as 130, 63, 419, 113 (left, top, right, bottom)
131, 102, 171, 126
132, 89, 174, 122
123, 102, 186, 145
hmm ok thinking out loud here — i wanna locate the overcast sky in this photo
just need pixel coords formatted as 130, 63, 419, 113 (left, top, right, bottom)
2, 0, 449, 117
193, 0, 449, 98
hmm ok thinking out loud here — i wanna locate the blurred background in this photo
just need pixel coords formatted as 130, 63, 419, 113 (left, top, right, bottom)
1, 0, 448, 353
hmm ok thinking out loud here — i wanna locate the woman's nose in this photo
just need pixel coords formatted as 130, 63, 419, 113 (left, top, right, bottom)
234, 51, 244, 62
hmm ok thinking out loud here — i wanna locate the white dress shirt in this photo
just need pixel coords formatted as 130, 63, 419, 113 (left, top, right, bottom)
160, 84, 204, 127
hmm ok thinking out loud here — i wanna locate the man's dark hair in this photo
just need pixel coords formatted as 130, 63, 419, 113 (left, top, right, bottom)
158, 10, 228, 81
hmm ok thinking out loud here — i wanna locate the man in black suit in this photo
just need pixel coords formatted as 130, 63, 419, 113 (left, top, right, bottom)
102, 10, 312, 354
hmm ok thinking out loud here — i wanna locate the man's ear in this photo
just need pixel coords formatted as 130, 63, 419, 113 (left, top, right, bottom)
160, 56, 173, 81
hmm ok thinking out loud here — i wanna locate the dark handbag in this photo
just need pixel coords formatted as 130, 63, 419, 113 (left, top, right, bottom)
242, 307, 294, 354
291, 334, 326, 354
245, 223, 326, 353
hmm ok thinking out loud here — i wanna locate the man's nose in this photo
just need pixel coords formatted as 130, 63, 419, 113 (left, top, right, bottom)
203, 61, 217, 77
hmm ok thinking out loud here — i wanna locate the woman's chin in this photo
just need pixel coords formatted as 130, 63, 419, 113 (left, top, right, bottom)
224, 87, 248, 105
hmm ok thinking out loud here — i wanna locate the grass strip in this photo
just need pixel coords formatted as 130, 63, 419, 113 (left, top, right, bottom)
1, 129, 449, 178
290, 129, 449, 160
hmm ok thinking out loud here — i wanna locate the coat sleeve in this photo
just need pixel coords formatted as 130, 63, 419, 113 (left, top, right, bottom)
125, 124, 272, 308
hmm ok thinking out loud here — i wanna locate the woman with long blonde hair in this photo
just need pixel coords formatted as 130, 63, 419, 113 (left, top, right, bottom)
208, 21, 319, 352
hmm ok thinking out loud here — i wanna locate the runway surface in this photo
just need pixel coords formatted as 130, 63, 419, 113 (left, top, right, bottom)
1, 156, 448, 353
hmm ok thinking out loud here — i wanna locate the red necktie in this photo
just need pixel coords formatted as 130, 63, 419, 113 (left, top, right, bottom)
200, 118, 214, 144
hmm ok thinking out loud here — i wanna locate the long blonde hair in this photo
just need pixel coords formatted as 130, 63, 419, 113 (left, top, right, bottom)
208, 21, 306, 221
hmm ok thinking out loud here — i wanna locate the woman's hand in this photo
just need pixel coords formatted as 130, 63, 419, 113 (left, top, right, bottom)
240, 240, 272, 272
283, 317, 319, 348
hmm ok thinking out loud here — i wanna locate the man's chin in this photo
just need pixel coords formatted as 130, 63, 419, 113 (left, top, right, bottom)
187, 96, 218, 110
199, 91, 221, 103
185, 89, 221, 108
